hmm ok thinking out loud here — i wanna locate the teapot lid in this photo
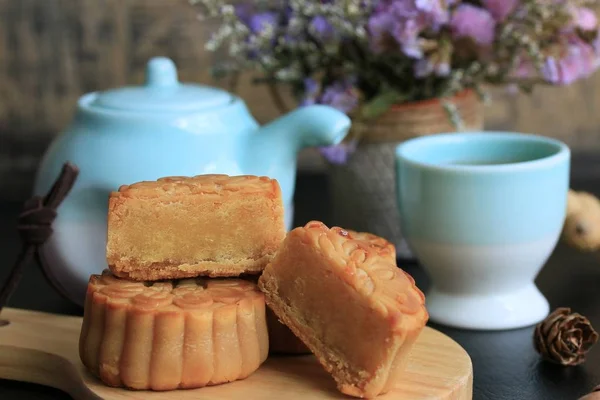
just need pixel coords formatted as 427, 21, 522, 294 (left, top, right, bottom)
88, 57, 234, 113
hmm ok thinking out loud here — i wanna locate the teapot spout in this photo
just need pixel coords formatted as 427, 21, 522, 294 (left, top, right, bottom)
257, 105, 351, 152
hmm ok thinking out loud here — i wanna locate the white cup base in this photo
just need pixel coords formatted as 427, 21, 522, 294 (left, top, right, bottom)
425, 284, 550, 330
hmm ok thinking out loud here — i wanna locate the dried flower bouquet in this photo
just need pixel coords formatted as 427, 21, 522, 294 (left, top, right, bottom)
195, 0, 600, 162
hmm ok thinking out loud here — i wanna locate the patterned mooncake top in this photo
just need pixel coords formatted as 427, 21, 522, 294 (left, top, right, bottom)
346, 229, 396, 260
112, 174, 280, 198
296, 221, 427, 326
88, 270, 262, 311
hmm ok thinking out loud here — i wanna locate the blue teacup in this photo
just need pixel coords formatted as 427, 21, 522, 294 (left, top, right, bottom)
395, 132, 570, 330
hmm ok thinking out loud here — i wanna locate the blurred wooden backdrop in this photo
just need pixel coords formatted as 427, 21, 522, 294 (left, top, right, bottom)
1, 0, 600, 200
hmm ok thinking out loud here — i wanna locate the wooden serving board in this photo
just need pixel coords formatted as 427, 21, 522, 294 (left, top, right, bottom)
0, 307, 472, 399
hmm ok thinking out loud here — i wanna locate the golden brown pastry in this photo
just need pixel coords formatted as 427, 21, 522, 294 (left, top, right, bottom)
79, 270, 268, 390
106, 174, 285, 281
348, 229, 397, 261
265, 229, 396, 356
258, 221, 428, 398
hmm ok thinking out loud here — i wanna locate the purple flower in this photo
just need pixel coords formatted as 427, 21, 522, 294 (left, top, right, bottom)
318, 80, 358, 164
367, 10, 396, 53
299, 77, 360, 164
391, 18, 424, 58
367, 0, 450, 58
310, 16, 335, 40
571, 7, 598, 31
318, 139, 358, 164
482, 0, 518, 22
234, 3, 253, 24
319, 80, 360, 114
543, 36, 600, 85
299, 78, 359, 114
510, 58, 537, 79
234, 4, 277, 34
450, 4, 496, 46
416, 0, 450, 29
299, 78, 320, 106
542, 58, 561, 83
248, 12, 277, 34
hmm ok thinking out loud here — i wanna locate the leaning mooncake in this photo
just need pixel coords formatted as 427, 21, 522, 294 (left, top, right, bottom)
79, 270, 268, 390
258, 221, 428, 398
265, 228, 397, 356
106, 174, 285, 281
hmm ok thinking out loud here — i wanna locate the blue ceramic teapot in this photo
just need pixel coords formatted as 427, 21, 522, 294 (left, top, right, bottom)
33, 57, 351, 306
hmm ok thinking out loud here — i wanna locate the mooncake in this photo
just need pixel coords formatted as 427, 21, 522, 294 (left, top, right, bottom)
79, 270, 269, 390
265, 228, 396, 356
349, 229, 396, 260
258, 221, 428, 398
106, 174, 285, 281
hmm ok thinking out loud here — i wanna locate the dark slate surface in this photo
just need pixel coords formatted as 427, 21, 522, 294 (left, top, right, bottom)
1, 160, 600, 400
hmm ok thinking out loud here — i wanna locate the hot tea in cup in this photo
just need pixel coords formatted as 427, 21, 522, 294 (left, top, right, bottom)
395, 132, 570, 330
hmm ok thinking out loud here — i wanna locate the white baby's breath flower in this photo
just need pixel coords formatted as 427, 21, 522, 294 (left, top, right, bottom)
346, 1, 361, 16
205, 40, 217, 52
221, 5, 235, 16
442, 101, 465, 131
275, 68, 292, 80
228, 42, 242, 56
233, 21, 248, 34
288, 17, 304, 32
355, 26, 367, 39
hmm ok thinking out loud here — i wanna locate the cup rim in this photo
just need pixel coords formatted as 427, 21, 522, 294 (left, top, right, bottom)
395, 131, 570, 173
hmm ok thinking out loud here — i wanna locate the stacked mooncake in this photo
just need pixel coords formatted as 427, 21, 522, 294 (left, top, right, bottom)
78, 173, 429, 398
79, 174, 282, 390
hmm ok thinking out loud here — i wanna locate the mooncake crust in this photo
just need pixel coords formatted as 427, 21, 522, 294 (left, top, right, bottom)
109, 258, 271, 281
106, 174, 285, 280
265, 228, 396, 356
79, 270, 269, 390
258, 221, 428, 398
296, 221, 425, 322
112, 174, 281, 199
347, 229, 397, 261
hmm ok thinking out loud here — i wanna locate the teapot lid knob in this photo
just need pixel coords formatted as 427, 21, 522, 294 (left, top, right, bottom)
145, 57, 178, 87
85, 56, 234, 112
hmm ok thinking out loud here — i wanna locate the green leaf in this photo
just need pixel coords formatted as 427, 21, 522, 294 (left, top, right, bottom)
360, 89, 405, 120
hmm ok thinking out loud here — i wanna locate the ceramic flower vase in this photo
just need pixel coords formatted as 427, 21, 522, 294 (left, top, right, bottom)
328, 89, 485, 259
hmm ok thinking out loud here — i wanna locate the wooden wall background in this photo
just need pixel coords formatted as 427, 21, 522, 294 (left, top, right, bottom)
1, 0, 600, 200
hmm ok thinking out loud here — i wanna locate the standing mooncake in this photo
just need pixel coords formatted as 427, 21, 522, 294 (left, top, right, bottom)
258, 221, 428, 398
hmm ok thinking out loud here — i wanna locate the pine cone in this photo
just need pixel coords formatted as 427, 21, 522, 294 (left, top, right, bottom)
534, 307, 599, 366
